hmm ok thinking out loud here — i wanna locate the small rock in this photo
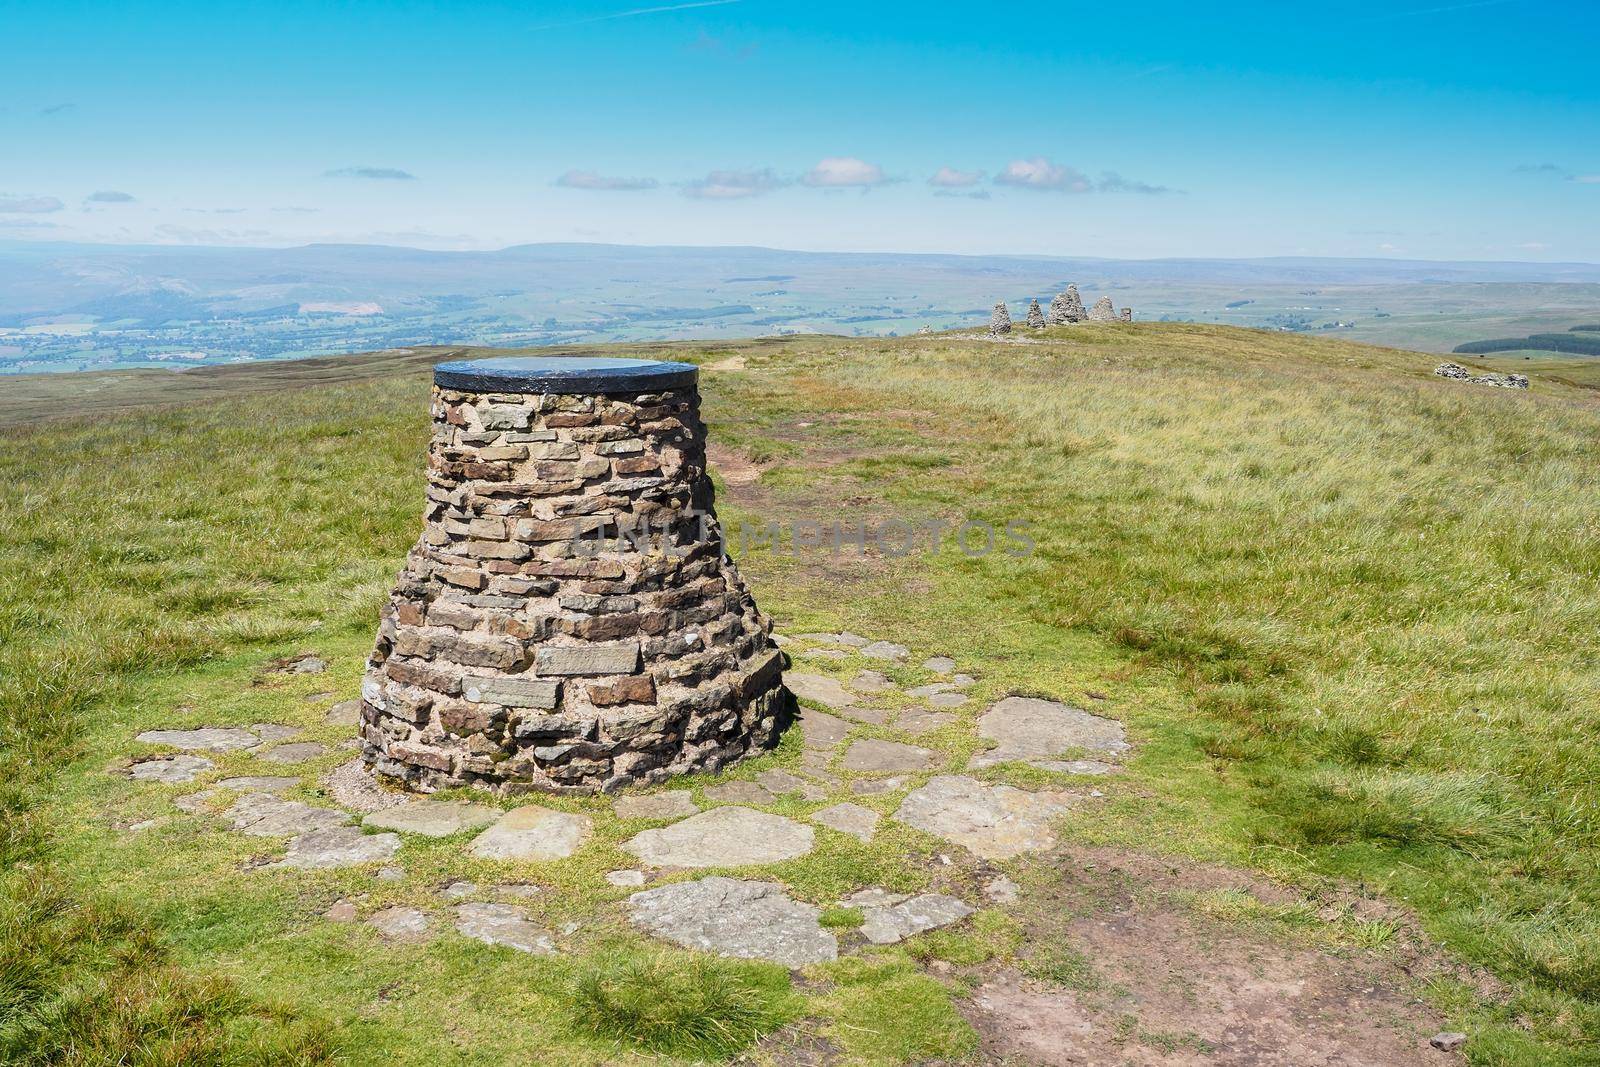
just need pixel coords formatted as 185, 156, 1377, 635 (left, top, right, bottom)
126, 819, 160, 833
922, 656, 956, 674
852, 670, 895, 693
840, 739, 938, 774
216, 775, 300, 792
756, 768, 825, 799
369, 906, 433, 943
172, 788, 220, 813
704, 781, 777, 806
325, 699, 362, 726
950, 674, 976, 688
983, 875, 1020, 905
906, 683, 956, 698
292, 657, 328, 674
303, 691, 334, 704
495, 882, 542, 898
129, 754, 215, 784
452, 902, 555, 954
798, 707, 852, 751
606, 869, 647, 887
860, 641, 910, 663
810, 802, 880, 842
895, 776, 1075, 860
324, 899, 358, 922
136, 727, 259, 752
970, 696, 1129, 770
807, 648, 848, 660
857, 892, 974, 945
470, 806, 592, 861
623, 806, 814, 868
439, 879, 479, 899
260, 742, 328, 764
838, 705, 894, 727
364, 799, 501, 838
896, 710, 957, 736
927, 692, 969, 709
226, 792, 351, 837
628, 877, 837, 967
277, 826, 400, 869
614, 791, 699, 820
375, 865, 405, 882
1430, 1032, 1468, 1052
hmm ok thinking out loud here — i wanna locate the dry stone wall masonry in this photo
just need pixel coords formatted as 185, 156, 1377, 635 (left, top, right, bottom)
361, 356, 789, 795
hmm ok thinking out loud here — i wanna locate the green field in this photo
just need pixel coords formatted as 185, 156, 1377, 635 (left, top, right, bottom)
4, 324, 1600, 1064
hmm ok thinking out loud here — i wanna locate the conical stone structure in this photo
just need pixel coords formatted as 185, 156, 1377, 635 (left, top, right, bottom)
1046, 292, 1070, 325
989, 302, 1012, 335
1062, 285, 1088, 322
1088, 296, 1117, 322
360, 356, 788, 795
1025, 299, 1046, 328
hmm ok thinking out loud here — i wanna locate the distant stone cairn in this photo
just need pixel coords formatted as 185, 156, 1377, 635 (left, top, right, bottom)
1062, 285, 1088, 323
989, 302, 1012, 335
1087, 296, 1117, 322
1026, 299, 1046, 328
1046, 293, 1070, 325
1433, 362, 1529, 389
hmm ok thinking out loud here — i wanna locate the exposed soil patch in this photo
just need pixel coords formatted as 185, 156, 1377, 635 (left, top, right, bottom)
708, 441, 767, 487
961, 846, 1465, 1066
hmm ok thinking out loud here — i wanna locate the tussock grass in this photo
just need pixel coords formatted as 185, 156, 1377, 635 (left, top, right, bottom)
566, 952, 799, 1058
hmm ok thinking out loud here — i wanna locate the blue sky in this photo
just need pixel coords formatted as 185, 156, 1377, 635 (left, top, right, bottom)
2, 0, 1597, 259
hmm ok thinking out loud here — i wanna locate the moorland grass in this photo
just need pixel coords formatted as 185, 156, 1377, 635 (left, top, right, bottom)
2, 324, 1599, 1062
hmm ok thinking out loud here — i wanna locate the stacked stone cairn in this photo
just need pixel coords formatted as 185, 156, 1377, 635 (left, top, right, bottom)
989, 302, 1012, 335
1087, 296, 1117, 322
1120, 307, 1133, 322
1025, 299, 1046, 328
361, 356, 788, 795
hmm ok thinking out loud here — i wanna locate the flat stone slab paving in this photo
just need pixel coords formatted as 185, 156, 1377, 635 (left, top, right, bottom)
217, 775, 301, 792
606, 869, 647, 887
368, 906, 433, 943
136, 727, 260, 752
251, 723, 303, 743
837, 704, 894, 727
703, 781, 777, 806
623, 806, 814, 868
970, 696, 1129, 769
452, 902, 555, 954
896, 709, 958, 736
809, 802, 880, 842
470, 806, 592, 861
277, 826, 400, 869
854, 892, 974, 945
628, 877, 837, 967
129, 754, 215, 783
852, 670, 895, 692
922, 656, 957, 674
325, 699, 362, 726
927, 692, 970, 709
894, 775, 1075, 860
906, 683, 957, 698
839, 739, 938, 773
786, 672, 857, 709
364, 799, 502, 838
1034, 759, 1119, 776
260, 741, 328, 764
798, 707, 852, 751
756, 768, 826, 800
614, 791, 699, 820
860, 641, 910, 662
226, 793, 351, 837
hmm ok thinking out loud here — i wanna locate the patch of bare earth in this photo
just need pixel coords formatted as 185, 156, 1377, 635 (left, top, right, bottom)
962, 846, 1466, 1066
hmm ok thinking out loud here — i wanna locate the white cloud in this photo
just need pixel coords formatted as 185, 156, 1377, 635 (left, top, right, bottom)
556, 169, 658, 191
1570, 175, 1600, 184
928, 166, 983, 188
1097, 171, 1175, 195
86, 190, 136, 203
0, 195, 65, 213
681, 168, 786, 199
994, 157, 1092, 192
324, 166, 417, 180
801, 156, 890, 188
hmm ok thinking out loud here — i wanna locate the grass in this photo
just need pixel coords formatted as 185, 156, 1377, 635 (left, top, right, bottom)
2, 324, 1600, 1062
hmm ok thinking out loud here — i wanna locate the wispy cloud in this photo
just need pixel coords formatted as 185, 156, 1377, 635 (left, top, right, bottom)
86, 189, 136, 203
928, 166, 983, 188
324, 166, 417, 180
0, 195, 65, 213
530, 0, 741, 32
994, 157, 1093, 192
1097, 171, 1176, 195
38, 102, 74, 116
681, 168, 786, 199
934, 189, 992, 200
1513, 162, 1564, 174
801, 157, 892, 189
1570, 174, 1600, 184
556, 169, 659, 191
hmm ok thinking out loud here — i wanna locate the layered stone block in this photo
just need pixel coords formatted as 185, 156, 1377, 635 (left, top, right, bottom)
361, 356, 789, 794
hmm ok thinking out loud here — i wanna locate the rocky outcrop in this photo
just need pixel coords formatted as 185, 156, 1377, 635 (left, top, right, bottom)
1087, 296, 1117, 322
1434, 362, 1529, 389
989, 302, 1012, 335
1025, 300, 1045, 328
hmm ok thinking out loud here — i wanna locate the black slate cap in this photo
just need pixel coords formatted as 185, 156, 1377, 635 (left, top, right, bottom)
433, 355, 697, 394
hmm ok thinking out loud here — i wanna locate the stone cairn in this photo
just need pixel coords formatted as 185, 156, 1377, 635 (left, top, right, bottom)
1046, 285, 1088, 324
1433, 362, 1529, 389
1087, 296, 1117, 322
989, 302, 1012, 335
1025, 299, 1046, 328
1120, 307, 1133, 323
361, 356, 788, 795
